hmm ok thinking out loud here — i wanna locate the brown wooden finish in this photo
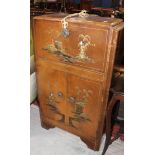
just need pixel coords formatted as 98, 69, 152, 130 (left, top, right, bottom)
34, 19, 108, 72
33, 13, 123, 151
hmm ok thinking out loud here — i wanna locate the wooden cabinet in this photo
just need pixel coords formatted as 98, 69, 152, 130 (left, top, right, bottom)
33, 13, 123, 150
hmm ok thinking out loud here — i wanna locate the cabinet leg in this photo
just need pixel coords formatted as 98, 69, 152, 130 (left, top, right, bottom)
41, 121, 51, 130
81, 137, 100, 151
40, 118, 55, 130
40, 110, 55, 129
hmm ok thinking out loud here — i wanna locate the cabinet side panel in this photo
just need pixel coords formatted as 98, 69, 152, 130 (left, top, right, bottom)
95, 23, 124, 148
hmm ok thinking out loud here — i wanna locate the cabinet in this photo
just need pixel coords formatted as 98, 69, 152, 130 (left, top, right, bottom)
33, 13, 123, 150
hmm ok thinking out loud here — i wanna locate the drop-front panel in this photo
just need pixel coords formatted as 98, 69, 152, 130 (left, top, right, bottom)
33, 13, 123, 150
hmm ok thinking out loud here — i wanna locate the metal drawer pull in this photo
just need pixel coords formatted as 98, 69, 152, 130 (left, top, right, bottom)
61, 10, 89, 38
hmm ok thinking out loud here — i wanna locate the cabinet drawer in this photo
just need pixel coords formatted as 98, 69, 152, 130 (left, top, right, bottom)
33, 19, 109, 72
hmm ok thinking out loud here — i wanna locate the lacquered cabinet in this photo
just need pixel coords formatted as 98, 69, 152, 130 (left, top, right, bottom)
33, 13, 123, 150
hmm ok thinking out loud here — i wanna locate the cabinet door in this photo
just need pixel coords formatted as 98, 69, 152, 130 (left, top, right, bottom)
37, 60, 67, 127
66, 73, 103, 140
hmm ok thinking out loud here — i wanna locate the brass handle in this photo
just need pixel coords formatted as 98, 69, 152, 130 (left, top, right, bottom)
68, 96, 76, 104
61, 10, 89, 37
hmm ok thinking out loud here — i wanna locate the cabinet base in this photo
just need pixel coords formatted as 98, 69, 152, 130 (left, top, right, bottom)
41, 122, 50, 130
81, 137, 101, 151
40, 113, 55, 130
40, 115, 101, 151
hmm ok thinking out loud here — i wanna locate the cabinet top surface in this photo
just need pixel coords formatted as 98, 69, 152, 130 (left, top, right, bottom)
33, 13, 123, 27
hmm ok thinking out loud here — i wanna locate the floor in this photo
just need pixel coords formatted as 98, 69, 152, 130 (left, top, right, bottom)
30, 105, 124, 155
